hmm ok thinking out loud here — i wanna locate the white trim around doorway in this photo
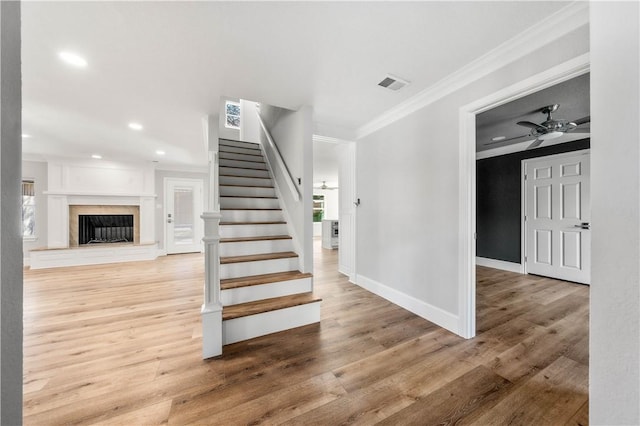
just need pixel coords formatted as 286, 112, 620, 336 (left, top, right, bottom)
457, 53, 590, 339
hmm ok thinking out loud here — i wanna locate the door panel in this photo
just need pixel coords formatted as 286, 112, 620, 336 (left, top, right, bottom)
165, 178, 204, 254
525, 151, 590, 284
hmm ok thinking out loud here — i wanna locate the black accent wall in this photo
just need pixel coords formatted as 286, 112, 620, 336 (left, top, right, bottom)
476, 139, 590, 263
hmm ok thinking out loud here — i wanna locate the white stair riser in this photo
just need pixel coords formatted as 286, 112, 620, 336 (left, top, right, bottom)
220, 152, 265, 162
220, 186, 275, 198
219, 159, 267, 170
221, 209, 283, 222
219, 167, 270, 178
223, 302, 320, 345
219, 175, 273, 188
219, 145, 263, 156
220, 257, 299, 279
220, 197, 280, 209
220, 223, 288, 238
220, 238, 293, 257
220, 140, 261, 150
221, 277, 312, 305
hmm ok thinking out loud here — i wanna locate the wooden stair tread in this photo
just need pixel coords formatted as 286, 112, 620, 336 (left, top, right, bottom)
220, 235, 292, 243
219, 174, 271, 179
221, 270, 312, 289
220, 221, 286, 225
219, 140, 260, 148
219, 166, 269, 171
220, 251, 298, 264
219, 158, 266, 165
221, 208, 281, 211
223, 292, 321, 320
220, 195, 277, 199
220, 184, 274, 189
218, 149, 263, 157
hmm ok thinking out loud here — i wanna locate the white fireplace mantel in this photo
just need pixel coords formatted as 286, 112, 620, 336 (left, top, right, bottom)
34, 160, 160, 269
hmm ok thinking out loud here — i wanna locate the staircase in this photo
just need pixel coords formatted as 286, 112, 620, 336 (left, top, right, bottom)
217, 138, 321, 346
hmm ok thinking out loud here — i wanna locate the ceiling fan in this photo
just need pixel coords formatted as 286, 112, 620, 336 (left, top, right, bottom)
314, 181, 338, 190
485, 104, 590, 150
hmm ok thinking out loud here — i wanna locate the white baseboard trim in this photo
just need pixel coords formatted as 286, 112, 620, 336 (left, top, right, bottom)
355, 274, 459, 336
156, 249, 168, 257
475, 257, 524, 273
23, 257, 30, 267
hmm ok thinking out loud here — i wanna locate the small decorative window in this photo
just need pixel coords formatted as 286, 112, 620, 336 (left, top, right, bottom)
22, 180, 36, 238
225, 101, 241, 129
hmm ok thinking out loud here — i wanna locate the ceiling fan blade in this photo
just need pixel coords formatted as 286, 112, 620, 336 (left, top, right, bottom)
573, 115, 590, 126
571, 128, 591, 133
517, 121, 547, 132
483, 134, 531, 146
526, 139, 544, 150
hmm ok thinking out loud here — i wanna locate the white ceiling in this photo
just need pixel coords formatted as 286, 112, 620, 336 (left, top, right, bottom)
21, 1, 571, 167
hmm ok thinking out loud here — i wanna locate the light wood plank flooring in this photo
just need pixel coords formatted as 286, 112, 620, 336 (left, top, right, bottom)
23, 241, 589, 425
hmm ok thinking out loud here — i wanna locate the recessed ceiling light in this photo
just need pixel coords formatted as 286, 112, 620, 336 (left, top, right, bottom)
91, 154, 102, 159
155, 150, 165, 156
128, 122, 143, 131
58, 51, 87, 68
491, 136, 506, 141
22, 134, 31, 138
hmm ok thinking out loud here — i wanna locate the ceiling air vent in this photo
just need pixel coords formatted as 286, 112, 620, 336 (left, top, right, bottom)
378, 74, 409, 91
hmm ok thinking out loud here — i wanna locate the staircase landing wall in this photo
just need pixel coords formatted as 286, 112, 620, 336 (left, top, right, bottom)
258, 104, 314, 273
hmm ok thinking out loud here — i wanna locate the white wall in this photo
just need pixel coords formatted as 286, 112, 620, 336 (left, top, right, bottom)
154, 168, 208, 251
590, 3, 640, 424
219, 97, 240, 141
314, 188, 339, 220
259, 104, 313, 272
239, 100, 261, 143
355, 25, 589, 328
0, 2, 23, 423
22, 161, 47, 262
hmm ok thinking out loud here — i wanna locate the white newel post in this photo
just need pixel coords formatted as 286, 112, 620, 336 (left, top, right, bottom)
201, 211, 222, 358
201, 114, 222, 359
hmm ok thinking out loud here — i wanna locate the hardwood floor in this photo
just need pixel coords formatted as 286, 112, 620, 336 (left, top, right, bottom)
23, 241, 589, 425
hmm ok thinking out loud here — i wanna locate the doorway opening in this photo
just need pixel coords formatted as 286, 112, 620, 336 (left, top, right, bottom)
458, 53, 590, 338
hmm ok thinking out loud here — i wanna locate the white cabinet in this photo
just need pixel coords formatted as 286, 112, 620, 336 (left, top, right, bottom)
322, 220, 339, 249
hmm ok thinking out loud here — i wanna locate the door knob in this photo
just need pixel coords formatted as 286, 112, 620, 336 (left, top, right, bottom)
574, 222, 590, 229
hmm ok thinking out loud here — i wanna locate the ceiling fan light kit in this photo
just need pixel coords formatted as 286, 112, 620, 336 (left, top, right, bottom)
485, 103, 590, 150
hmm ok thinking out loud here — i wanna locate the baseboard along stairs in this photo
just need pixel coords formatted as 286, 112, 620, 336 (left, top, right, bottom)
217, 139, 321, 346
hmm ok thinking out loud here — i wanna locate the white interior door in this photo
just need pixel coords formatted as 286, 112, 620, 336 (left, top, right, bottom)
524, 150, 590, 284
338, 142, 357, 282
165, 178, 204, 254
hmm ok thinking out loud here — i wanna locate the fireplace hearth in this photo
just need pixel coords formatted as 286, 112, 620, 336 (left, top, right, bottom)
78, 214, 134, 245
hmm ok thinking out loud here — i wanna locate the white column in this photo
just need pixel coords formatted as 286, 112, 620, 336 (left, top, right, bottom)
201, 212, 223, 358
201, 114, 222, 358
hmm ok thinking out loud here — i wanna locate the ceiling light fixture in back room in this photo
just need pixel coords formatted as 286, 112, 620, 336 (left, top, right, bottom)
485, 104, 590, 150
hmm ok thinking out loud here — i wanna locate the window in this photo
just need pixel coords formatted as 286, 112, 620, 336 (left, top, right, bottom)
22, 180, 36, 238
225, 101, 241, 129
313, 195, 324, 222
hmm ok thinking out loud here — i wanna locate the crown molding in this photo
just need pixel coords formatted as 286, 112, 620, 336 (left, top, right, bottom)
356, 1, 589, 140
312, 134, 353, 144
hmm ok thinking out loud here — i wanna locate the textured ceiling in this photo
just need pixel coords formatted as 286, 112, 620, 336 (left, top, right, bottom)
476, 73, 590, 152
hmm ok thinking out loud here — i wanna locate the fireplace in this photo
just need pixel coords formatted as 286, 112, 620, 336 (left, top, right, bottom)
79, 214, 134, 245
69, 205, 140, 247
